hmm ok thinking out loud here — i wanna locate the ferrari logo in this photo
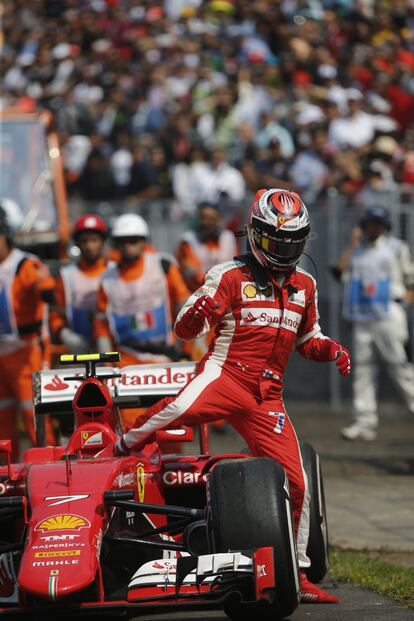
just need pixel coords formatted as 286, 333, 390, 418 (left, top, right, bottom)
35, 514, 90, 532
137, 464, 145, 503
278, 215, 286, 225
81, 431, 103, 447
243, 284, 257, 299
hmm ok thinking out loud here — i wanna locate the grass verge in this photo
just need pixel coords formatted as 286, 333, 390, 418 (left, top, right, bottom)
330, 549, 414, 608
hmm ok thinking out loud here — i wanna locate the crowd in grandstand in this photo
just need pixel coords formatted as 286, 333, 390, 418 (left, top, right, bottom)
2, 0, 414, 215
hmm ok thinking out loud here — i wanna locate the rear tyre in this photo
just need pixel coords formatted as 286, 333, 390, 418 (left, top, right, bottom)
207, 457, 299, 620
300, 442, 329, 583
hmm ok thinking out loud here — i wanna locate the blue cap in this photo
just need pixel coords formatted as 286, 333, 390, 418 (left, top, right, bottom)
362, 206, 391, 227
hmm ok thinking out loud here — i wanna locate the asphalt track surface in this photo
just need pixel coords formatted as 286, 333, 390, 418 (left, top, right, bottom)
133, 580, 414, 621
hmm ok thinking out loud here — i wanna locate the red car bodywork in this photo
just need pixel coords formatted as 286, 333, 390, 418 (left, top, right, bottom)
0, 357, 276, 617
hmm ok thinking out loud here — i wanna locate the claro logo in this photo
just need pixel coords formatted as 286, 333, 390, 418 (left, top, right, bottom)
240, 308, 301, 333
163, 471, 208, 486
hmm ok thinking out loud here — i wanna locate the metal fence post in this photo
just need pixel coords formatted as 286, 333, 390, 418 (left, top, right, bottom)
327, 190, 342, 412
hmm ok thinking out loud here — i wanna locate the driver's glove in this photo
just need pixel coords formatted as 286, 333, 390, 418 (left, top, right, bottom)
327, 341, 351, 376
175, 295, 218, 339
115, 436, 130, 456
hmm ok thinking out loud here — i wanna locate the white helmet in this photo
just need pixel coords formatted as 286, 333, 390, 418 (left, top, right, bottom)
111, 213, 149, 238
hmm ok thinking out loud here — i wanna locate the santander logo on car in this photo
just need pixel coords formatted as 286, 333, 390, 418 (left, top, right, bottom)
42, 364, 198, 394
44, 375, 69, 391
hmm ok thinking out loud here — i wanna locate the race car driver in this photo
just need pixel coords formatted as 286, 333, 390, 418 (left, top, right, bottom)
115, 189, 350, 603
49, 214, 110, 354
0, 210, 55, 458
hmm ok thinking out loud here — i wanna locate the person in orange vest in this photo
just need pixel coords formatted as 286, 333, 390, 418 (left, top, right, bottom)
94, 213, 190, 432
49, 214, 110, 354
95, 213, 190, 365
0, 209, 55, 458
176, 201, 238, 293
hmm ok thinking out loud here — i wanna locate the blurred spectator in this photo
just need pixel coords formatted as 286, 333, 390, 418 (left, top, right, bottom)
172, 147, 211, 216
150, 145, 173, 198
206, 147, 246, 204
256, 111, 295, 158
291, 128, 334, 203
328, 89, 377, 149
78, 143, 115, 202
2, 0, 414, 215
257, 140, 292, 190
127, 142, 162, 201
110, 131, 133, 198
402, 149, 414, 184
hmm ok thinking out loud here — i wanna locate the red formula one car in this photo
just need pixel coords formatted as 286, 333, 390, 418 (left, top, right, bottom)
0, 353, 329, 620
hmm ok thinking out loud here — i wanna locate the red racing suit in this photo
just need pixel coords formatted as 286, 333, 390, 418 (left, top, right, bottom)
121, 255, 341, 568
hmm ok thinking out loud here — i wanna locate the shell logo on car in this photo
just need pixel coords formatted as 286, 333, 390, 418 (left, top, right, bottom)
35, 514, 91, 532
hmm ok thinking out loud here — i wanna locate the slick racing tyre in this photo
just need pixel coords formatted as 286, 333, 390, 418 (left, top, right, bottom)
300, 442, 329, 583
208, 457, 299, 620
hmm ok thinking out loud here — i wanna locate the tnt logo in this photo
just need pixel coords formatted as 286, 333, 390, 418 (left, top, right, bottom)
269, 411, 285, 434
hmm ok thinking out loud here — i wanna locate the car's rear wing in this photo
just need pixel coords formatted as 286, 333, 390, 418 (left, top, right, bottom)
32, 361, 198, 415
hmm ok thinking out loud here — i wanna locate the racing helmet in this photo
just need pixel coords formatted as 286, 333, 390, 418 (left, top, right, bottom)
111, 213, 149, 239
247, 188, 310, 271
73, 214, 108, 240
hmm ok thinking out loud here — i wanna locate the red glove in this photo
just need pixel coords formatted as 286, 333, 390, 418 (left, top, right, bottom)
335, 348, 351, 376
176, 295, 218, 339
327, 341, 351, 376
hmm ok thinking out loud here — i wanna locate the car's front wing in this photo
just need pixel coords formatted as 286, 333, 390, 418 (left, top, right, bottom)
0, 548, 275, 617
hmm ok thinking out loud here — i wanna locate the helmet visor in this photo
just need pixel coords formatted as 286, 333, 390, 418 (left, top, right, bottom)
252, 222, 309, 266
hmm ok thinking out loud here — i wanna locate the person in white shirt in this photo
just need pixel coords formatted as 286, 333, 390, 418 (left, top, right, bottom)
328, 89, 376, 149
332, 207, 414, 441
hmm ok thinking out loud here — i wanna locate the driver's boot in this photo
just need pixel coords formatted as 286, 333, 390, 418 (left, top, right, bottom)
300, 571, 340, 603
